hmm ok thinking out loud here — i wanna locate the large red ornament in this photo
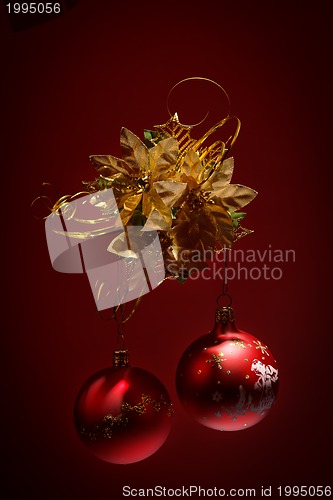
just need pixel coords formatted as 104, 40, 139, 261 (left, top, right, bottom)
74, 350, 173, 464
176, 307, 279, 431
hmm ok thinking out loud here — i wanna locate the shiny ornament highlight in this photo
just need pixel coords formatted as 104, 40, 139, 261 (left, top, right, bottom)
74, 350, 173, 464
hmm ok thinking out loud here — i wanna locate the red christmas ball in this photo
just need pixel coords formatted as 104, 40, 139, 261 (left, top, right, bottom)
74, 350, 173, 464
176, 307, 279, 431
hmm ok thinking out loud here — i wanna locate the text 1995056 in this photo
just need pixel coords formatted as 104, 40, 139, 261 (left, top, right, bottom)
277, 486, 331, 497
6, 3, 61, 14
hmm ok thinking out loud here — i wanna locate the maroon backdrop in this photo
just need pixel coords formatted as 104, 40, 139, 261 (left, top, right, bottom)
1, 1, 331, 498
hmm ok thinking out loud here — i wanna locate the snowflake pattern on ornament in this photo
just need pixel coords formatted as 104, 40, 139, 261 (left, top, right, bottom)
253, 341, 269, 356
206, 352, 227, 369
212, 391, 223, 403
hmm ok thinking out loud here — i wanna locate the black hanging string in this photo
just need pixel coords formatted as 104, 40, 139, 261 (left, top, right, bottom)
222, 246, 229, 296
216, 246, 232, 308
114, 304, 126, 350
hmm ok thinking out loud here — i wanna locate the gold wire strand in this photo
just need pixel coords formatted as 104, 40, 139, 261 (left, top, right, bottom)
96, 296, 143, 323
31, 183, 90, 220
192, 115, 241, 155
166, 77, 231, 126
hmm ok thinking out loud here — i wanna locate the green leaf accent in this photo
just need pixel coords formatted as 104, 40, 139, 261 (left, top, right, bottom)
144, 129, 157, 140
229, 211, 247, 230
144, 129, 161, 148
97, 178, 107, 190
230, 211, 247, 220
171, 206, 179, 220
176, 275, 187, 284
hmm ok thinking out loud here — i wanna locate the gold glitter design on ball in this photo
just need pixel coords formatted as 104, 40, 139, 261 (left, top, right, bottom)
232, 339, 246, 349
79, 393, 173, 441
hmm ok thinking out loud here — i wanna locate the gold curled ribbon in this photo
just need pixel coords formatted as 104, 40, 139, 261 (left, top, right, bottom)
31, 182, 90, 220
166, 76, 231, 126
192, 114, 241, 160
193, 114, 241, 187
155, 78, 241, 175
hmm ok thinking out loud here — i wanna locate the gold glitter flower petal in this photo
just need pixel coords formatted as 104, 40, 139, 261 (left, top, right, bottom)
149, 137, 179, 181
181, 149, 203, 184
143, 188, 172, 228
120, 193, 143, 225
107, 232, 138, 258
89, 154, 133, 177
153, 180, 188, 208
120, 128, 149, 176
172, 205, 218, 252
144, 208, 172, 231
206, 204, 234, 247
203, 157, 235, 191
210, 184, 258, 211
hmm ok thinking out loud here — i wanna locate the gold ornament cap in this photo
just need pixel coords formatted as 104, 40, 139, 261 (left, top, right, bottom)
215, 306, 235, 324
113, 349, 130, 367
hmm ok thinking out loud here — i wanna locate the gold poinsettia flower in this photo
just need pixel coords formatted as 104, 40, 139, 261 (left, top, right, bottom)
201, 156, 258, 211
170, 151, 257, 266
180, 151, 257, 212
89, 128, 188, 230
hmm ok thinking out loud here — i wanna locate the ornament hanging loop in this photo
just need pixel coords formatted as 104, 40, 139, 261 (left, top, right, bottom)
216, 293, 233, 308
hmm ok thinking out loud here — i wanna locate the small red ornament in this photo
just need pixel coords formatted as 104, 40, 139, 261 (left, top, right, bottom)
176, 307, 279, 431
74, 350, 173, 464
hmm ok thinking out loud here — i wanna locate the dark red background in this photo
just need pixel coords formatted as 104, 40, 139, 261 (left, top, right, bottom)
1, 1, 332, 498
